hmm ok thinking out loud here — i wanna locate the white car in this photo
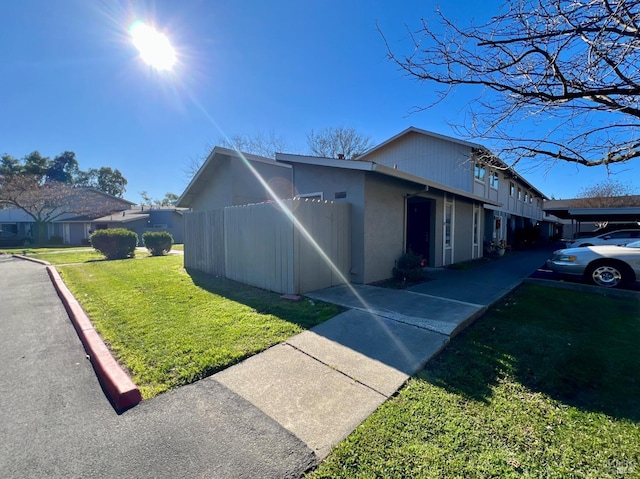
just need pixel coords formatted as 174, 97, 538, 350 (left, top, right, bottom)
547, 240, 640, 288
566, 229, 640, 248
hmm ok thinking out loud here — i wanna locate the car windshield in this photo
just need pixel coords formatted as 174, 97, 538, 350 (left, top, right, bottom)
625, 240, 640, 248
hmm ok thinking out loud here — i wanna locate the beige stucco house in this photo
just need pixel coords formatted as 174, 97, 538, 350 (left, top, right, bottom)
177, 128, 552, 289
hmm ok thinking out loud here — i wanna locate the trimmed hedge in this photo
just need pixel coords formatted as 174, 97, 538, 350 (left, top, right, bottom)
90, 228, 138, 260
142, 231, 173, 256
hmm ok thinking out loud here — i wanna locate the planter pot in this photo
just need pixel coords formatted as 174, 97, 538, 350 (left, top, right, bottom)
497, 248, 505, 257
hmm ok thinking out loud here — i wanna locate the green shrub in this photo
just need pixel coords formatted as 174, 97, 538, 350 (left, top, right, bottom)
392, 251, 425, 283
90, 228, 138, 260
142, 231, 173, 256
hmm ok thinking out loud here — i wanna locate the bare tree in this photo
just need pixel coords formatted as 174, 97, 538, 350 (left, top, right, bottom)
307, 126, 372, 159
184, 132, 289, 180
380, 0, 640, 169
574, 179, 639, 207
0, 176, 126, 244
220, 131, 288, 159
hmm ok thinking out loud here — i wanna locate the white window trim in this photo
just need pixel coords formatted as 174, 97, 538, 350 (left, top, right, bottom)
295, 192, 324, 200
489, 171, 499, 190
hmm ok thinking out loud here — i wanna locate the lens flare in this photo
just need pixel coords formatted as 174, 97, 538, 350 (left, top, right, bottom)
129, 21, 176, 71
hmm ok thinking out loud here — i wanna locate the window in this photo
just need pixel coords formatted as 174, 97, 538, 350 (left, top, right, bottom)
517, 187, 522, 201
474, 163, 486, 181
509, 182, 515, 196
334, 191, 347, 199
296, 192, 323, 200
524, 191, 529, 203
489, 171, 499, 189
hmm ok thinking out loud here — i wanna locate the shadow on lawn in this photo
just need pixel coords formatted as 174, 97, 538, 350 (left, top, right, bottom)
420, 284, 640, 422
186, 268, 343, 330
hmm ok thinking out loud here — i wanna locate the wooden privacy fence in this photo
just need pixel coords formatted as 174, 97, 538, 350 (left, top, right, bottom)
184, 199, 351, 295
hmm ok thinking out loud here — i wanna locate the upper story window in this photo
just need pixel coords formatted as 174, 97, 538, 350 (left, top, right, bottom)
489, 171, 499, 189
474, 163, 486, 182
509, 182, 515, 196
517, 187, 523, 201
524, 191, 529, 203
529, 195, 534, 204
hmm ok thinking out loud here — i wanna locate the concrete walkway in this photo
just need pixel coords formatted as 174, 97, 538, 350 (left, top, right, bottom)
215, 247, 555, 459
1, 246, 554, 476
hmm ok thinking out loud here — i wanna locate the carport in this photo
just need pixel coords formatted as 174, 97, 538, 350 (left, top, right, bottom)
544, 199, 640, 237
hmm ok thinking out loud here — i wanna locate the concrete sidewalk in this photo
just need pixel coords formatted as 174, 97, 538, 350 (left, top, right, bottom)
215, 248, 554, 459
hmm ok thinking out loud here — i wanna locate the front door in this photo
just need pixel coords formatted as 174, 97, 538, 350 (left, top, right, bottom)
406, 197, 433, 266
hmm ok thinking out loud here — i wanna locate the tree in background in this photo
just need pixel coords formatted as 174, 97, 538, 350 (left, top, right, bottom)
306, 126, 372, 159
0, 151, 129, 244
575, 179, 639, 207
219, 131, 288, 159
184, 131, 289, 180
1, 151, 127, 197
0, 176, 126, 244
138, 191, 179, 207
46, 151, 80, 184
381, 0, 640, 170
76, 167, 127, 197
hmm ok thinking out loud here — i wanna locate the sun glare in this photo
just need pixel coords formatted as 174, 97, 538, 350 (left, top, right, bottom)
129, 21, 176, 71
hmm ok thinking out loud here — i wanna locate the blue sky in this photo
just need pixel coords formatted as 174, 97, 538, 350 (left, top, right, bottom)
2, 0, 638, 203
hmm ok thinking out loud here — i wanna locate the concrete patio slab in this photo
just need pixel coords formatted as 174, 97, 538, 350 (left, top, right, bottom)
286, 309, 448, 397
307, 284, 485, 335
214, 343, 387, 459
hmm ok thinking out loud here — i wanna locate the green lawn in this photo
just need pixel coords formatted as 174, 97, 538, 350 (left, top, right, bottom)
57, 255, 341, 398
310, 284, 640, 478
0, 245, 171, 264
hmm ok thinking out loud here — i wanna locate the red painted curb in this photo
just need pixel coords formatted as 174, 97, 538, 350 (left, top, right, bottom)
45, 266, 142, 411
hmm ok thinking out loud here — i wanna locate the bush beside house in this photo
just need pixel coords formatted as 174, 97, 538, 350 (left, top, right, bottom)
142, 231, 173, 256
90, 228, 138, 260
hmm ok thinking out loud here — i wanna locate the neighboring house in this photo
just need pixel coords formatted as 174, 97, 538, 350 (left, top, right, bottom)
0, 189, 134, 245
91, 206, 187, 245
0, 188, 185, 245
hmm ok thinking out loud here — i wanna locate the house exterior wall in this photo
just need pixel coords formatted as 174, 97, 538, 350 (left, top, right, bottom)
362, 174, 409, 283
451, 197, 476, 264
231, 158, 293, 206
190, 157, 233, 211
362, 131, 546, 225
362, 131, 474, 191
188, 156, 293, 212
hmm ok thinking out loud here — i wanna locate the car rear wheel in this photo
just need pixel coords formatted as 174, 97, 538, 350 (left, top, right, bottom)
586, 262, 630, 288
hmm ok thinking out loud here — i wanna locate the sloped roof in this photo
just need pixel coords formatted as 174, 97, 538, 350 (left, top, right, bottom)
357, 126, 548, 200
177, 146, 291, 208
275, 153, 502, 207
544, 196, 640, 221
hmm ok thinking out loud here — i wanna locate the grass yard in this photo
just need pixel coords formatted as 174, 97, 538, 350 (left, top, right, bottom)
57, 255, 341, 399
310, 284, 640, 478
0, 246, 152, 264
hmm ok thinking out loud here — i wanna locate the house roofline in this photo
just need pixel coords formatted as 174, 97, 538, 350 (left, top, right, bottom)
177, 146, 291, 208
356, 127, 549, 201
357, 126, 483, 159
276, 153, 502, 207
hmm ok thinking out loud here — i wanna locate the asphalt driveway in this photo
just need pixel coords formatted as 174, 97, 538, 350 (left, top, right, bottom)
0, 255, 315, 479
